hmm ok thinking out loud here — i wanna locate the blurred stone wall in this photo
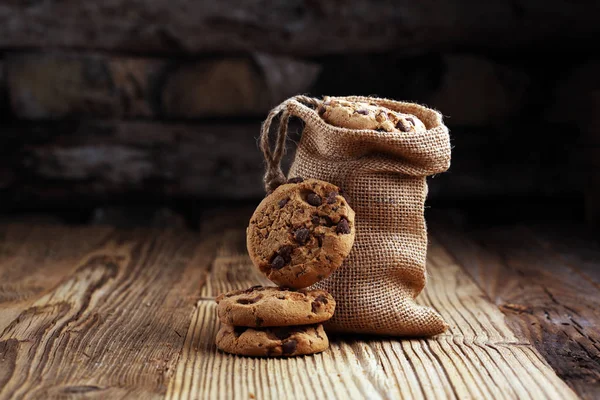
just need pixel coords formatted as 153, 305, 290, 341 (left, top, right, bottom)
0, 1, 598, 222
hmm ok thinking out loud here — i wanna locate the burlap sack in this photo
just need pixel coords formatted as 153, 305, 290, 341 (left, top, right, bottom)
259, 95, 451, 336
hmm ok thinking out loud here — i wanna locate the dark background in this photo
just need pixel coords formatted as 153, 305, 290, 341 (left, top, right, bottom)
0, 1, 599, 226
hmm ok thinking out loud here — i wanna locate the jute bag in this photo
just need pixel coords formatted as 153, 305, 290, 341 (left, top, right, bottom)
259, 95, 451, 336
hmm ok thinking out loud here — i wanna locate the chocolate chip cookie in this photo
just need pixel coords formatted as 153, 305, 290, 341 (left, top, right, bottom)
216, 286, 335, 327
215, 324, 329, 357
319, 96, 427, 133
247, 178, 355, 289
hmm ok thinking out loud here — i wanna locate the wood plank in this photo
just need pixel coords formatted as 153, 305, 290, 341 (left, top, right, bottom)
199, 228, 271, 299
0, 225, 215, 398
166, 213, 577, 400
430, 215, 600, 400
0, 224, 112, 333
196, 207, 270, 298
0, 1, 598, 55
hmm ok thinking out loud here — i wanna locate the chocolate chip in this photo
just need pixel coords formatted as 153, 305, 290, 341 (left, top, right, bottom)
256, 317, 264, 327
311, 295, 329, 312
356, 109, 369, 115
311, 301, 320, 313
271, 255, 286, 270
282, 340, 298, 355
318, 106, 326, 115
278, 245, 293, 259
272, 245, 293, 267
307, 193, 322, 206
406, 117, 415, 125
326, 191, 338, 204
376, 127, 386, 132
314, 294, 329, 305
237, 294, 263, 304
336, 218, 351, 234
287, 177, 304, 184
294, 228, 310, 245
278, 197, 289, 208
273, 327, 292, 340
396, 120, 410, 132
311, 215, 320, 225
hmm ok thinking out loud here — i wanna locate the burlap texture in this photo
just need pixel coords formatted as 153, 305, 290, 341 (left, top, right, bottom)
282, 96, 451, 336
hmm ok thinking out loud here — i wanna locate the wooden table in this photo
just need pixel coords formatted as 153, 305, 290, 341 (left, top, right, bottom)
0, 208, 598, 399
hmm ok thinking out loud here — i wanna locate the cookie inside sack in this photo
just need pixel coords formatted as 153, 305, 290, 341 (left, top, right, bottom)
318, 96, 426, 133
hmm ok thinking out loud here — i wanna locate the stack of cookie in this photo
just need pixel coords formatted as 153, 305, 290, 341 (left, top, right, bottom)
215, 178, 356, 357
215, 286, 335, 357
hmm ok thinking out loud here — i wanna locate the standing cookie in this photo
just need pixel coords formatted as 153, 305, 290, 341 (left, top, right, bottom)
247, 178, 355, 289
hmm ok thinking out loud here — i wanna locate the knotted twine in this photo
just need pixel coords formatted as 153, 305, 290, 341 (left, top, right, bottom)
259, 95, 322, 193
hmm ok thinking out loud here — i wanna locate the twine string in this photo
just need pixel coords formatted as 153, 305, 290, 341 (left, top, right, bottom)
259, 95, 322, 193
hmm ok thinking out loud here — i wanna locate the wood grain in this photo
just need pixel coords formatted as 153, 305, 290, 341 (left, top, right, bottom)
0, 1, 598, 55
196, 207, 271, 298
166, 220, 578, 400
0, 225, 215, 399
0, 224, 112, 334
0, 213, 587, 399
430, 215, 600, 399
